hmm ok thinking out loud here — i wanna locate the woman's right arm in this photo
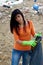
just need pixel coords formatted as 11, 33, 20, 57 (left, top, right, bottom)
13, 29, 22, 44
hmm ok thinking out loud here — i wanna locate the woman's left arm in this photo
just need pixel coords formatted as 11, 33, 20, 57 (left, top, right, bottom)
30, 21, 35, 37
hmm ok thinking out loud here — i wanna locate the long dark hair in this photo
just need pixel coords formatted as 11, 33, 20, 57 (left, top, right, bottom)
10, 9, 26, 35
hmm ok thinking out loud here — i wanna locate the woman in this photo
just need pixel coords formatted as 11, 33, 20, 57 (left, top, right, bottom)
10, 9, 35, 65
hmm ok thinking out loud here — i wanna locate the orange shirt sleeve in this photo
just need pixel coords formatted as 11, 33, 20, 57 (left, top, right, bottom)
13, 29, 19, 41
30, 21, 35, 36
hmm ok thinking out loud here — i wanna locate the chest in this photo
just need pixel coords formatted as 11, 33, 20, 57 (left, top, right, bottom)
19, 25, 31, 37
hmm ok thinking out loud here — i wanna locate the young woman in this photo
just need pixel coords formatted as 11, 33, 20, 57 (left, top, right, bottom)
10, 9, 35, 65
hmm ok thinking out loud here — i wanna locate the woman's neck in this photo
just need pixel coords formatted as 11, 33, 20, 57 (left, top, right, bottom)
19, 20, 28, 28
19, 24, 24, 28
19, 20, 24, 27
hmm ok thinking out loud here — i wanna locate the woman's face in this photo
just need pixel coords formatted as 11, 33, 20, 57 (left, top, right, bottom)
15, 14, 23, 24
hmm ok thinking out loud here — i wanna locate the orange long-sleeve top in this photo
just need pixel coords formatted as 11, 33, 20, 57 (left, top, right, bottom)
13, 21, 35, 51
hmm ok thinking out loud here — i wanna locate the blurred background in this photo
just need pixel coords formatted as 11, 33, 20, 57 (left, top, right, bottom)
0, 0, 43, 65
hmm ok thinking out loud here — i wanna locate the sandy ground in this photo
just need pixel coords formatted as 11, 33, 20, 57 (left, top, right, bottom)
0, 0, 43, 65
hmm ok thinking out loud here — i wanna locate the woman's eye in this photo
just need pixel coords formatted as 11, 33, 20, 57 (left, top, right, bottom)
16, 16, 19, 18
17, 15, 20, 17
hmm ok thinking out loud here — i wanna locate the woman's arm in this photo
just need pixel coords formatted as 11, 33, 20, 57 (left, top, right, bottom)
13, 29, 23, 44
16, 40, 23, 44
13, 28, 37, 47
30, 21, 35, 37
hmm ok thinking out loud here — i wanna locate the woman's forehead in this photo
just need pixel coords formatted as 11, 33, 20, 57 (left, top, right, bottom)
16, 14, 21, 16
15, 14, 22, 18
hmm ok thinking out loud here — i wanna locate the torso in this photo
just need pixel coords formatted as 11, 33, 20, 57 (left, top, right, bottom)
13, 21, 32, 51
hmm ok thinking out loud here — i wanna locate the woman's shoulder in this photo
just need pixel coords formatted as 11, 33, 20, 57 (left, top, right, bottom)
27, 20, 33, 23
27, 20, 33, 26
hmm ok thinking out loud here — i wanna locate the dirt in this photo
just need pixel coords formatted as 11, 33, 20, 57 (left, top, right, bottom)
0, 0, 43, 65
